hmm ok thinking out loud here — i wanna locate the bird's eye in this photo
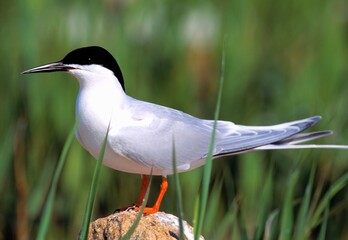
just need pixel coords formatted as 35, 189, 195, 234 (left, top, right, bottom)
88, 57, 92, 62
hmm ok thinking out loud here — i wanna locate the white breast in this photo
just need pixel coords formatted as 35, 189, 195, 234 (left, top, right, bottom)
75, 83, 114, 158
74, 76, 164, 175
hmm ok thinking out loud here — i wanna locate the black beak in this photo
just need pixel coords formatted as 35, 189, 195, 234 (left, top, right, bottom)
21, 62, 76, 74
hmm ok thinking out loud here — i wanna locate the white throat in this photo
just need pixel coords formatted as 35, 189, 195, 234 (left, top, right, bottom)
70, 65, 126, 158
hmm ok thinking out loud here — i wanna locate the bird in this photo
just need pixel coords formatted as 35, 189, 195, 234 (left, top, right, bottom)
22, 46, 348, 214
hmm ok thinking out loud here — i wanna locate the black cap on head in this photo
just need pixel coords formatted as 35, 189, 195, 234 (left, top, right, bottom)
62, 46, 125, 90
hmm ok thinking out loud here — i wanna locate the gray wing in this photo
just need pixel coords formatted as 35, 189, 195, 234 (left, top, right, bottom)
213, 116, 331, 156
109, 98, 330, 172
108, 99, 215, 171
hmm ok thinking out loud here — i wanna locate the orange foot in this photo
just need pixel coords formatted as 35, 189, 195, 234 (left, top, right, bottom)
117, 175, 168, 215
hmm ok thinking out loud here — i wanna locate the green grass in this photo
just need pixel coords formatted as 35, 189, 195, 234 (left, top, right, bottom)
294, 162, 316, 239
80, 123, 110, 239
172, 140, 185, 240
280, 169, 299, 240
195, 41, 226, 239
36, 126, 75, 240
2, 0, 348, 239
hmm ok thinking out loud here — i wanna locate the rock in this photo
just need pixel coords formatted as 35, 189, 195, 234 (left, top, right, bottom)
87, 210, 204, 240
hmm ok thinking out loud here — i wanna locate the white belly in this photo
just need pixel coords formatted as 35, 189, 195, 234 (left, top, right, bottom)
76, 121, 165, 175
75, 89, 166, 176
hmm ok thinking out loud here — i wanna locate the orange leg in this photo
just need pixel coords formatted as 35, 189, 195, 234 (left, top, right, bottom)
135, 176, 168, 215
136, 175, 149, 206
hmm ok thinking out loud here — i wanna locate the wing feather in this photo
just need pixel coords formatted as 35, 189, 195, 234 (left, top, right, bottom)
108, 98, 332, 173
213, 116, 322, 156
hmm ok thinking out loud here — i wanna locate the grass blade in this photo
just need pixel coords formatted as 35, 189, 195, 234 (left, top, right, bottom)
294, 162, 316, 240
172, 139, 185, 240
36, 125, 75, 240
255, 164, 274, 240
213, 200, 238, 239
194, 38, 226, 239
239, 211, 249, 240
318, 205, 329, 240
310, 172, 348, 228
79, 124, 110, 240
279, 170, 299, 240
0, 126, 13, 189
193, 196, 200, 232
264, 209, 280, 240
204, 180, 223, 235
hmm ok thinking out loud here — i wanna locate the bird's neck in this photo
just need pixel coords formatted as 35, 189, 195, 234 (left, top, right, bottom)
77, 80, 126, 115
75, 71, 127, 130
75, 81, 126, 153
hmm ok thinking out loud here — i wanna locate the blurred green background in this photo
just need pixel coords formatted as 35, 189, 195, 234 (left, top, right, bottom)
1, 0, 348, 239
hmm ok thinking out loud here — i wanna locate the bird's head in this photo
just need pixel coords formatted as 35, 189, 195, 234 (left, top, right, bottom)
22, 46, 125, 91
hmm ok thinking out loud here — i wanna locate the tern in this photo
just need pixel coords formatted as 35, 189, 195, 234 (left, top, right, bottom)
22, 46, 348, 214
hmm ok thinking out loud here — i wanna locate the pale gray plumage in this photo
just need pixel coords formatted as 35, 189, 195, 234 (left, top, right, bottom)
22, 46, 348, 176
107, 97, 335, 175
